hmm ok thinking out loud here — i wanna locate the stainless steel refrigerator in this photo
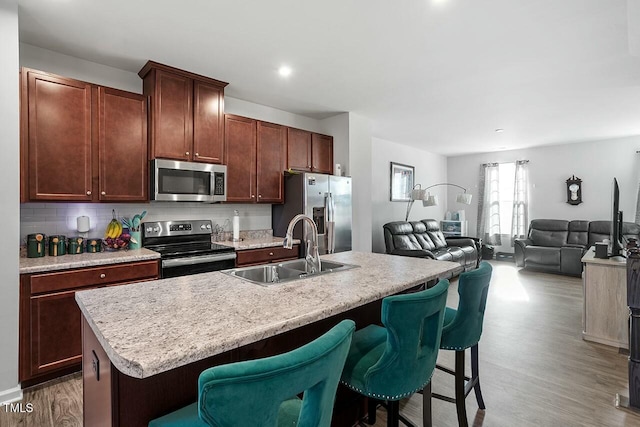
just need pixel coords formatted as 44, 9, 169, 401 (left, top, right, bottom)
273, 172, 352, 254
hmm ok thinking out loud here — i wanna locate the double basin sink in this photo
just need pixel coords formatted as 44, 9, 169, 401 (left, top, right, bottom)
222, 258, 359, 286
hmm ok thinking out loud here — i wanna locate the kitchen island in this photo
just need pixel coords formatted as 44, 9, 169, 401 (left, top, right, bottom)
76, 251, 458, 426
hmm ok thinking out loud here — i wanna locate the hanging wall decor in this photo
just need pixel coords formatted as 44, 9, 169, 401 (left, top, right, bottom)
566, 175, 582, 205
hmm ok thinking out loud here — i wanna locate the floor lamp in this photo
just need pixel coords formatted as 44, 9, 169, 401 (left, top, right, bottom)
405, 183, 472, 221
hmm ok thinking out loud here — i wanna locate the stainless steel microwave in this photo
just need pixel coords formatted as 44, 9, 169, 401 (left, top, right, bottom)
151, 159, 227, 202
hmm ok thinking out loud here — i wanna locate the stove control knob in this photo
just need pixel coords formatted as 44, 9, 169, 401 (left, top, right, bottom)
200, 224, 206, 230
146, 227, 153, 233
206, 224, 212, 229
153, 227, 160, 232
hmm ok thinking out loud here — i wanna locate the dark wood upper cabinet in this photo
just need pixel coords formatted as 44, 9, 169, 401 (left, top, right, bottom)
139, 61, 228, 164
311, 133, 333, 174
20, 68, 149, 203
287, 128, 312, 172
225, 114, 256, 202
257, 121, 286, 203
286, 128, 333, 174
226, 115, 286, 204
97, 87, 148, 201
193, 80, 225, 163
24, 70, 93, 201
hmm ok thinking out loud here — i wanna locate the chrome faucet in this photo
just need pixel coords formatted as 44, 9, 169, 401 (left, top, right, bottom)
283, 214, 322, 274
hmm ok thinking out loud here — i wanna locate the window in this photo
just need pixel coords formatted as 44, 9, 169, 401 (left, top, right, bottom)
498, 162, 515, 236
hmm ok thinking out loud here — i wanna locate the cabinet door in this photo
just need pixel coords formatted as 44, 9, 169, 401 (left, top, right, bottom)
30, 290, 82, 376
26, 71, 93, 201
287, 128, 312, 172
257, 122, 286, 203
193, 80, 225, 164
98, 87, 148, 201
151, 70, 193, 161
225, 115, 256, 202
312, 133, 333, 174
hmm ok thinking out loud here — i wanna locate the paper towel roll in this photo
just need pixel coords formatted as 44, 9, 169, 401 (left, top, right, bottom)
77, 216, 90, 233
233, 210, 240, 241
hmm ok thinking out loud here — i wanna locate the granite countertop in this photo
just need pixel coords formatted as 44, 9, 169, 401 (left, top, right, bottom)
19, 248, 161, 274
75, 251, 458, 379
217, 235, 297, 250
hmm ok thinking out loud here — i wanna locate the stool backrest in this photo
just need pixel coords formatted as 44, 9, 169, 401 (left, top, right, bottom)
364, 279, 449, 398
198, 319, 355, 427
441, 261, 493, 350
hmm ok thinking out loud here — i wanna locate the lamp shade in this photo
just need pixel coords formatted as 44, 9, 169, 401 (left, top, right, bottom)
422, 194, 438, 207
456, 193, 473, 205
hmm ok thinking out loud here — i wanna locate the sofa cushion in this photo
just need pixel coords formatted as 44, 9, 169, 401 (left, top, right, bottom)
567, 220, 589, 246
421, 220, 447, 249
410, 221, 436, 250
588, 221, 611, 246
525, 246, 561, 267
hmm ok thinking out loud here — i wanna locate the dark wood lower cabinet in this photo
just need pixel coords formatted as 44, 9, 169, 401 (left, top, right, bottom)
20, 260, 160, 386
235, 244, 300, 266
82, 298, 382, 426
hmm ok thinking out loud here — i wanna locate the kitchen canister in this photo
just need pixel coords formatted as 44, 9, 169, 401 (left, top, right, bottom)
86, 239, 102, 253
48, 235, 67, 257
27, 233, 46, 258
68, 237, 85, 255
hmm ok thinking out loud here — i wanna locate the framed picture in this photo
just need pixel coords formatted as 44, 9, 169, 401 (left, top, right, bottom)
389, 162, 414, 202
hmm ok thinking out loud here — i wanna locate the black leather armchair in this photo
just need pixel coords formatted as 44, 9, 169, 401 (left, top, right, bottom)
383, 219, 480, 278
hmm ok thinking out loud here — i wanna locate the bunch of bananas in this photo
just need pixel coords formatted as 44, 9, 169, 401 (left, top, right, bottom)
104, 210, 122, 239
104, 219, 123, 239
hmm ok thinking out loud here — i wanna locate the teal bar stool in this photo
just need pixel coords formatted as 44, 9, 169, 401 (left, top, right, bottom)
148, 319, 355, 427
340, 279, 449, 427
433, 261, 493, 427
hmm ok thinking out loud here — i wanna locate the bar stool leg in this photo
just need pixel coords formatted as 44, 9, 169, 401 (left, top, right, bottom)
422, 382, 433, 427
455, 350, 469, 427
387, 400, 399, 427
367, 398, 378, 424
471, 344, 486, 410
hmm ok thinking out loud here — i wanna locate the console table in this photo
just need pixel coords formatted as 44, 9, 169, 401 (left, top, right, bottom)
581, 248, 628, 349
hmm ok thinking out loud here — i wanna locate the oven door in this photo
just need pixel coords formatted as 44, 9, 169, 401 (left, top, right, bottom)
151, 159, 227, 203
161, 252, 237, 278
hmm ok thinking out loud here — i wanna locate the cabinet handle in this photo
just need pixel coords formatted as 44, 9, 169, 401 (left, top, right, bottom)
269, 252, 274, 256
186, 151, 190, 156
86, 191, 92, 195
100, 273, 106, 279
258, 194, 262, 198
101, 191, 106, 196
195, 153, 199, 157
251, 195, 255, 198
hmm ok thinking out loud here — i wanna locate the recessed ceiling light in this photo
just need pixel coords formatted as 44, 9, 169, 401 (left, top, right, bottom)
278, 66, 292, 78
495, 128, 504, 133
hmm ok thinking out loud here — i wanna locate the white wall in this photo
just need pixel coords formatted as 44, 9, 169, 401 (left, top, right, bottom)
371, 138, 448, 253
349, 113, 373, 252
447, 136, 640, 250
319, 113, 349, 176
0, 0, 22, 404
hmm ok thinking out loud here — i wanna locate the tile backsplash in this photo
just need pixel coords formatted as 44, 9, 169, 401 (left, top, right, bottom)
20, 202, 272, 244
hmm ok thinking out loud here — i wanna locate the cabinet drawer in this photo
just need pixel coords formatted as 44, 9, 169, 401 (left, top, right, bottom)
236, 245, 300, 266
29, 260, 159, 294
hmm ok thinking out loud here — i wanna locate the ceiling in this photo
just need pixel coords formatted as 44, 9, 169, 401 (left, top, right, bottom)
17, 0, 640, 156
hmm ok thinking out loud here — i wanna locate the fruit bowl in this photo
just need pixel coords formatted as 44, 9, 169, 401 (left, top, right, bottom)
103, 234, 131, 251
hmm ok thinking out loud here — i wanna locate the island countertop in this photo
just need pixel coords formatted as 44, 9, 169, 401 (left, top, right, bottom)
75, 251, 457, 379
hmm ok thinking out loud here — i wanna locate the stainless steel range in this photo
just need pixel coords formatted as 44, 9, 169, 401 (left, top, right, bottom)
142, 220, 236, 278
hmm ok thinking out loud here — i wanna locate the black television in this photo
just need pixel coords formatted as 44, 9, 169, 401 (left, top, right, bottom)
611, 178, 624, 257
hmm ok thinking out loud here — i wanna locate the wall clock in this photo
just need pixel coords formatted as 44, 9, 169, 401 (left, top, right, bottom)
566, 175, 582, 205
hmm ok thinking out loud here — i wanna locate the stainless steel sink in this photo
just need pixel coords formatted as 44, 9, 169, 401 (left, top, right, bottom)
222, 259, 359, 286
278, 259, 354, 273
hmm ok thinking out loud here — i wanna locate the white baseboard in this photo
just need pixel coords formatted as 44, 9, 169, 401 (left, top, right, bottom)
0, 385, 23, 405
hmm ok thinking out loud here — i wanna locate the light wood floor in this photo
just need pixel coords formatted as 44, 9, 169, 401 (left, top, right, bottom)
3, 261, 640, 426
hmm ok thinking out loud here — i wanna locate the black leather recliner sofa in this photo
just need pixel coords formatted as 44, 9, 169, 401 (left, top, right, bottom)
514, 219, 640, 276
383, 219, 481, 278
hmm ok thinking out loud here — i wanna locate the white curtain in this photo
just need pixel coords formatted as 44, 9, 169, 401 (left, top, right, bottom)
477, 163, 501, 245
511, 160, 529, 245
